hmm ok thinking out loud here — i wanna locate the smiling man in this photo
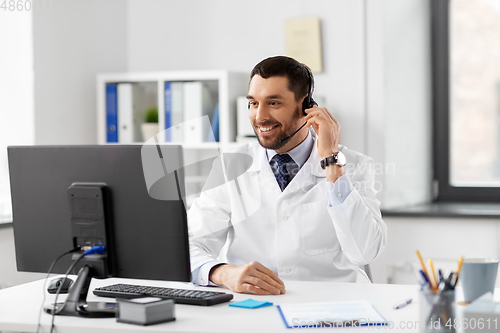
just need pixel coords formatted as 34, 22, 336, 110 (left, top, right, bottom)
188, 56, 387, 295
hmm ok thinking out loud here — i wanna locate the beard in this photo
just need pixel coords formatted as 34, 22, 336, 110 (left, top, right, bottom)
253, 106, 302, 151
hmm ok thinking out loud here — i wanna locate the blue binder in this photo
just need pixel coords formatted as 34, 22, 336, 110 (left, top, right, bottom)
208, 102, 219, 142
164, 82, 172, 142
105, 84, 118, 143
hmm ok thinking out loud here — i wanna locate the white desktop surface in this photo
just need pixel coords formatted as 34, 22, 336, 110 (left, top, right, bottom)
0, 277, 464, 333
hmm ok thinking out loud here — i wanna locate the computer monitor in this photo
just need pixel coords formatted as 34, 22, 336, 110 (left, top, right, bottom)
7, 144, 191, 316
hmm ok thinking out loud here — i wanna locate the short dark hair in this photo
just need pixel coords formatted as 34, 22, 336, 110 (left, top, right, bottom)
250, 56, 313, 102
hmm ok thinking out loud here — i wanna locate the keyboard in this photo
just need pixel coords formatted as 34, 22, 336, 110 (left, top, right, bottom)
93, 283, 233, 306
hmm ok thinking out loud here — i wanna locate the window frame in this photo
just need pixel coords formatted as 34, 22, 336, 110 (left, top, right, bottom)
432, 0, 500, 202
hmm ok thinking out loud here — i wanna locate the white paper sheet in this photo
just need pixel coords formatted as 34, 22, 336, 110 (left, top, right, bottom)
277, 300, 387, 328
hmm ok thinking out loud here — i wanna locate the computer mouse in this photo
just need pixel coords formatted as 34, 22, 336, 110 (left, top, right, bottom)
47, 277, 74, 294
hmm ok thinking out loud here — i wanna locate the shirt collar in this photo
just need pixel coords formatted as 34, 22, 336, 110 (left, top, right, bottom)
266, 128, 314, 168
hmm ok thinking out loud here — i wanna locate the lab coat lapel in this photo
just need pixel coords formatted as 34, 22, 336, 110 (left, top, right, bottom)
246, 144, 281, 193
281, 131, 326, 195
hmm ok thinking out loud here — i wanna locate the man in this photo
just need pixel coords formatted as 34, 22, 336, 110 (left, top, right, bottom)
188, 56, 387, 295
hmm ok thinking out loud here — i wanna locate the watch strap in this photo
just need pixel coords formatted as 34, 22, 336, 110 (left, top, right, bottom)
320, 152, 343, 169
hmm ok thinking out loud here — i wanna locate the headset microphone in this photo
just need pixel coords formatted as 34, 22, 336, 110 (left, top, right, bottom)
278, 121, 308, 144
279, 64, 317, 145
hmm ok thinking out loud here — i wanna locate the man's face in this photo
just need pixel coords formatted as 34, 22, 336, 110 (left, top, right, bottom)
247, 75, 305, 152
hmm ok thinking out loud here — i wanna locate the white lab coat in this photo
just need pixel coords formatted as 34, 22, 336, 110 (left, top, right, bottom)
188, 130, 387, 285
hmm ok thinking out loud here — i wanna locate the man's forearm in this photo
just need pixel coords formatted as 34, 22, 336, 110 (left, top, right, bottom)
209, 263, 227, 285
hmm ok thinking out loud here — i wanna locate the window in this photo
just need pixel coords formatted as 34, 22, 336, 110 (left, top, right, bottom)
0, 11, 34, 223
432, 0, 500, 201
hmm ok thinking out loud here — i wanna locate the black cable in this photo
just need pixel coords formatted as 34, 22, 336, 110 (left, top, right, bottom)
36, 247, 80, 333
50, 252, 86, 333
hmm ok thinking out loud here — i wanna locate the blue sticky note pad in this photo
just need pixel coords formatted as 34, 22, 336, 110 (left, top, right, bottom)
229, 299, 273, 309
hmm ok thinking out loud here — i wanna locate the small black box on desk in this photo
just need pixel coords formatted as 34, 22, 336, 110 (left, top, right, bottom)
117, 297, 175, 326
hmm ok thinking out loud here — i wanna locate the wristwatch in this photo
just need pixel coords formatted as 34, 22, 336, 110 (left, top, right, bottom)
320, 151, 346, 169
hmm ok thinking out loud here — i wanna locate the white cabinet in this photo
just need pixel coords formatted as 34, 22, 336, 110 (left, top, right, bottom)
96, 70, 250, 149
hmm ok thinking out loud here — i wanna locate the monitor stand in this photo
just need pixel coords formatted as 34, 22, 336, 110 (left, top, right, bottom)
44, 265, 116, 318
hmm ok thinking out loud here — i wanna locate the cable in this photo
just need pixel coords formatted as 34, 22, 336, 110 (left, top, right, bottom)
50, 252, 85, 333
35, 247, 80, 333
49, 245, 106, 333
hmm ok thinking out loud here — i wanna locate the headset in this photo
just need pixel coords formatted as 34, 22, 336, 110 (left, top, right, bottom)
301, 64, 318, 116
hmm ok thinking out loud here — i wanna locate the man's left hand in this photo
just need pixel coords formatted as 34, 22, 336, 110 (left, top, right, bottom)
304, 105, 340, 159
304, 106, 345, 182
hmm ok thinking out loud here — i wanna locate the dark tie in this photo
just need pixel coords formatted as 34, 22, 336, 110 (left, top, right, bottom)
270, 154, 296, 191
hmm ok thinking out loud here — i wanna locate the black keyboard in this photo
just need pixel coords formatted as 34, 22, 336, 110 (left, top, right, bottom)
93, 283, 233, 306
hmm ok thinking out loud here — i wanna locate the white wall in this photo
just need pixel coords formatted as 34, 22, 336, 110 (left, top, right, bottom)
371, 216, 500, 286
366, 0, 433, 209
0, 227, 45, 289
33, 0, 128, 144
0, 8, 34, 222
0, 7, 37, 289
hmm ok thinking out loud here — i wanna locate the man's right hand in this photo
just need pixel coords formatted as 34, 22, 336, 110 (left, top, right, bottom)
209, 261, 286, 295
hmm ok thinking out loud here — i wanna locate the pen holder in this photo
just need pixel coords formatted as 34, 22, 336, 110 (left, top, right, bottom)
419, 288, 456, 333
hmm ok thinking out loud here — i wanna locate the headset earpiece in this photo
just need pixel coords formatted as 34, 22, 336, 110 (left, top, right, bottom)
302, 65, 317, 116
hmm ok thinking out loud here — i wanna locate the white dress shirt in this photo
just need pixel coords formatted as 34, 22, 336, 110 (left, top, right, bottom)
188, 128, 387, 286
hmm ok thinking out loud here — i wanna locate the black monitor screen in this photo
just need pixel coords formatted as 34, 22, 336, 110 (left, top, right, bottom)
8, 145, 191, 282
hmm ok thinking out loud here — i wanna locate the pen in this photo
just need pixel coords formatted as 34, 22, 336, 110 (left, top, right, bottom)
393, 298, 413, 309
420, 270, 430, 286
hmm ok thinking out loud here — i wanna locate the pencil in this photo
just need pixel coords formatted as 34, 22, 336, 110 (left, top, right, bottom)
457, 257, 464, 275
416, 250, 430, 280
428, 258, 438, 291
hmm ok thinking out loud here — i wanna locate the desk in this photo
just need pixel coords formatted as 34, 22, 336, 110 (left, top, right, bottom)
0, 278, 445, 333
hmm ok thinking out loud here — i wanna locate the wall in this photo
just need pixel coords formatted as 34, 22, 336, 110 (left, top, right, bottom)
371, 216, 500, 286
0, 7, 36, 288
0, 8, 34, 222
33, 0, 128, 144
366, 0, 433, 209
0, 227, 45, 289
382, 0, 433, 209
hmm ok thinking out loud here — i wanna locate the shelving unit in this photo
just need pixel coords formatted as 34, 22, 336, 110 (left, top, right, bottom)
96, 70, 250, 149
96, 70, 253, 207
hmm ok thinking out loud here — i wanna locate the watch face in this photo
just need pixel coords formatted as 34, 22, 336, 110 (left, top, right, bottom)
337, 151, 346, 166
